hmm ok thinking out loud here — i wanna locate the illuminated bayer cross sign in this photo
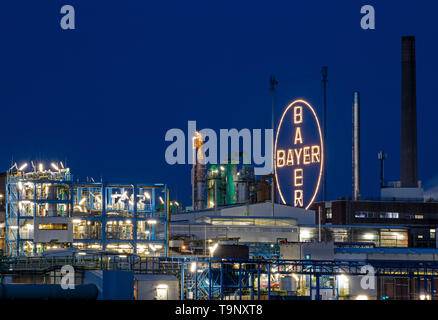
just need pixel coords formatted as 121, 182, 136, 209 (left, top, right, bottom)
274, 99, 324, 210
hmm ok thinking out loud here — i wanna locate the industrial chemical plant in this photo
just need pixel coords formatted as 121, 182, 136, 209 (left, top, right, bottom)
4, 163, 169, 257
1, 36, 438, 301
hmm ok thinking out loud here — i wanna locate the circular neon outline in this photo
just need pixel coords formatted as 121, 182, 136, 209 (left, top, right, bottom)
274, 99, 324, 210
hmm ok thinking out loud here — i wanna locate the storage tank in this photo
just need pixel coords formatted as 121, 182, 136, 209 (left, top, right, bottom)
207, 165, 226, 208
236, 165, 255, 204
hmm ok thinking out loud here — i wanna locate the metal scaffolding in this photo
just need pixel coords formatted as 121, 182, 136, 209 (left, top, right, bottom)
72, 183, 169, 256
5, 167, 169, 257
179, 258, 438, 301
2, 253, 438, 300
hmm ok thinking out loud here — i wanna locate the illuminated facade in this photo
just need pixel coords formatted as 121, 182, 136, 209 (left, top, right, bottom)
5, 164, 169, 257
312, 200, 438, 248
275, 99, 324, 209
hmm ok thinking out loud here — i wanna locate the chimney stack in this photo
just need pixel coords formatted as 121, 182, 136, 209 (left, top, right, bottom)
401, 36, 418, 188
353, 92, 360, 200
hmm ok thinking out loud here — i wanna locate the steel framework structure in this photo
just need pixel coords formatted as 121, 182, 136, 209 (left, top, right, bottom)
6, 170, 74, 256
6, 171, 169, 257
179, 258, 438, 301
72, 183, 169, 256
2, 254, 438, 300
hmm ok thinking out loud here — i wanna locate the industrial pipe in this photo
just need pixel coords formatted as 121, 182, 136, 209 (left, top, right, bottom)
0, 284, 98, 300
353, 92, 361, 201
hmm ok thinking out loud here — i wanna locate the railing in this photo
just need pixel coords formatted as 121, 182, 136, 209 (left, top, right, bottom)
0, 254, 185, 275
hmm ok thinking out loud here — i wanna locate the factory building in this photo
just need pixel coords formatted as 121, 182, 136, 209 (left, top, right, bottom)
1, 36, 438, 301
4, 162, 169, 257
170, 202, 308, 256
312, 199, 438, 248
278, 242, 438, 300
312, 36, 438, 249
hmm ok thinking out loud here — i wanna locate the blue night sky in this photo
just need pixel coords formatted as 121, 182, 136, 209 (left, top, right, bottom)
2, 1, 438, 206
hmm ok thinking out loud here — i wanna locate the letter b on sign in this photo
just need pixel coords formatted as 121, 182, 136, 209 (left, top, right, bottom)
294, 106, 303, 124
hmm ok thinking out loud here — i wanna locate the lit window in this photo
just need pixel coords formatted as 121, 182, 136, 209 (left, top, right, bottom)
326, 208, 333, 220
38, 223, 68, 230
355, 212, 375, 219
380, 212, 399, 219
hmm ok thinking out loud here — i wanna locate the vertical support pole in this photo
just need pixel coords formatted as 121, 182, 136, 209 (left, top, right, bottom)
424, 269, 428, 298
267, 264, 271, 300
270, 76, 278, 217
309, 274, 313, 300
315, 273, 321, 301
257, 263, 261, 300
239, 262, 242, 300
250, 272, 254, 300
151, 188, 156, 241
180, 260, 185, 300
204, 224, 207, 256
33, 181, 38, 255
214, 179, 218, 213
321, 66, 328, 202
101, 184, 106, 252
318, 207, 322, 242
5, 181, 8, 256
208, 259, 212, 300
220, 262, 224, 301
431, 277, 435, 300
195, 262, 198, 300
166, 186, 170, 257
69, 179, 74, 253
133, 185, 137, 254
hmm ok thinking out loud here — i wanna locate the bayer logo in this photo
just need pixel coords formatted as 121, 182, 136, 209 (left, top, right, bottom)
274, 99, 324, 209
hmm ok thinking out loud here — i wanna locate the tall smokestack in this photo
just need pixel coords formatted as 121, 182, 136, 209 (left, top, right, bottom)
353, 92, 360, 200
401, 36, 418, 188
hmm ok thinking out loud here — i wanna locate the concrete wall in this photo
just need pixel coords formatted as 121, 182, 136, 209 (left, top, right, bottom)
34, 216, 73, 243
280, 242, 335, 261
279, 243, 301, 260
220, 202, 315, 225
335, 248, 438, 262
171, 224, 298, 243
172, 203, 315, 225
